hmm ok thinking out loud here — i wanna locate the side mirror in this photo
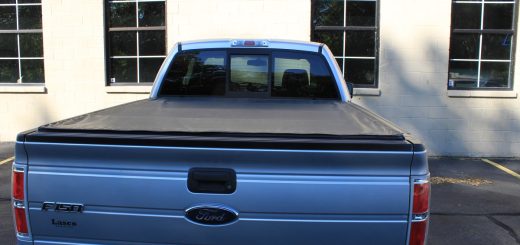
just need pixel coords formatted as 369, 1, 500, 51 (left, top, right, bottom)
346, 82, 354, 98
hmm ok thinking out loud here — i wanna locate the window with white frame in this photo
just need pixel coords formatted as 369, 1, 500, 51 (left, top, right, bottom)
106, 0, 166, 84
311, 0, 378, 88
0, 0, 44, 84
448, 0, 517, 90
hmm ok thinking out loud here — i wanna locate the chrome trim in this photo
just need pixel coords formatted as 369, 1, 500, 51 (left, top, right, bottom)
31, 171, 186, 180
412, 150, 428, 154
27, 141, 414, 155
185, 204, 239, 217
239, 218, 407, 223
16, 232, 29, 237
413, 179, 430, 185
13, 200, 25, 209
411, 213, 429, 222
184, 204, 240, 226
41, 202, 85, 213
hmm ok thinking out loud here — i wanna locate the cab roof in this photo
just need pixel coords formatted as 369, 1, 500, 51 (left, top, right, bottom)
179, 39, 324, 53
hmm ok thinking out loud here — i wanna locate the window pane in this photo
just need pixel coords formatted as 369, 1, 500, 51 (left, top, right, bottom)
273, 57, 309, 88
484, 4, 514, 29
0, 0, 15, 3
448, 61, 478, 89
230, 55, 269, 93
19, 0, 41, 3
480, 62, 510, 88
272, 51, 338, 99
346, 1, 376, 27
109, 2, 136, 28
110, 31, 137, 56
138, 1, 165, 27
449, 33, 479, 59
21, 59, 44, 83
313, 0, 344, 26
452, 3, 481, 29
344, 59, 375, 86
20, 33, 43, 57
139, 31, 165, 56
482, 34, 512, 60
19, 5, 42, 29
0, 34, 18, 57
110, 58, 137, 83
345, 31, 375, 57
139, 58, 163, 83
0, 6, 16, 30
160, 51, 226, 96
313, 31, 343, 56
0, 60, 18, 83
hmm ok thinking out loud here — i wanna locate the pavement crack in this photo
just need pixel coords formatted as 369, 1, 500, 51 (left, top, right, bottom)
487, 215, 520, 245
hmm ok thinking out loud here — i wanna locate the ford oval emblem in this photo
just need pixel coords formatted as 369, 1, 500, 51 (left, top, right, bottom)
185, 205, 238, 225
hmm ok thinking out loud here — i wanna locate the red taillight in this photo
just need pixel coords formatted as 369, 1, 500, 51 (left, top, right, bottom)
410, 220, 428, 245
12, 167, 29, 235
410, 180, 430, 245
243, 40, 256, 46
14, 206, 28, 234
413, 182, 430, 214
12, 170, 24, 201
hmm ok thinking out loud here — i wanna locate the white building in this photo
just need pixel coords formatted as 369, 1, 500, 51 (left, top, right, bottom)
0, 0, 519, 157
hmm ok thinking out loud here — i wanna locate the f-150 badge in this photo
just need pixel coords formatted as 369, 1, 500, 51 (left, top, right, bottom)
42, 202, 84, 213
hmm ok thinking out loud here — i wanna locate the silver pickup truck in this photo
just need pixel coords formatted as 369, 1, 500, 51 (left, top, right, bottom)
12, 40, 430, 245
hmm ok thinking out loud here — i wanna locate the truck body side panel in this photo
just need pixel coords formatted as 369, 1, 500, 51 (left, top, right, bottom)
24, 142, 413, 245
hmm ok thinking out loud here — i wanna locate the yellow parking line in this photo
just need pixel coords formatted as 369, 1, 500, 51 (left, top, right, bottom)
0, 156, 14, 165
482, 158, 520, 181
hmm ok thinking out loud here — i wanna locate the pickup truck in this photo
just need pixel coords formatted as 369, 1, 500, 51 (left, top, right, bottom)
12, 39, 430, 245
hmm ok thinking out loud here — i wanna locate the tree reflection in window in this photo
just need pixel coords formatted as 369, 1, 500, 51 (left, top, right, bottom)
312, 0, 378, 88
448, 0, 516, 89
0, 0, 44, 83
106, 0, 166, 84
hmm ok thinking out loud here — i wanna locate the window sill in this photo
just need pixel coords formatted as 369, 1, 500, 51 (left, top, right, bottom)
0, 84, 46, 93
447, 90, 518, 98
353, 88, 381, 96
105, 85, 152, 94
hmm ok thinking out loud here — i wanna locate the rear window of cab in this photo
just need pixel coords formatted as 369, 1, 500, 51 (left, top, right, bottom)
159, 49, 339, 99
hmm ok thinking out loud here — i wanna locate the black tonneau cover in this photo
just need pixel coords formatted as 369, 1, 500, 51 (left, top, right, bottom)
38, 98, 404, 139
25, 98, 419, 151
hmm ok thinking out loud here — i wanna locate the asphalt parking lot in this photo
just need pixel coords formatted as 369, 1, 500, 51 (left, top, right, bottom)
0, 142, 519, 245
429, 158, 520, 245
0, 143, 16, 245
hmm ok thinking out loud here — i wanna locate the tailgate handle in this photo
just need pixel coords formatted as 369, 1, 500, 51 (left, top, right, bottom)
188, 168, 236, 194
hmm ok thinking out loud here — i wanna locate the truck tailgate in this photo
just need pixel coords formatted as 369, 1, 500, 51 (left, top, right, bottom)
25, 140, 413, 245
